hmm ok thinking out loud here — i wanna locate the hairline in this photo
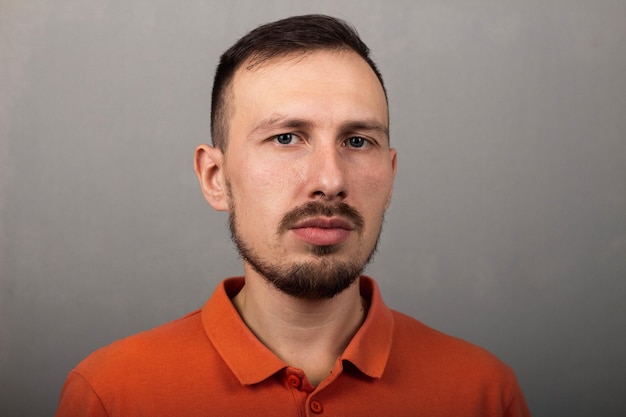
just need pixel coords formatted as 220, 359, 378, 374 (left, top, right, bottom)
216, 46, 389, 153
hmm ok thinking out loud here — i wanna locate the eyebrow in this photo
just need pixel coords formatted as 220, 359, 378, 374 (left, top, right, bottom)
249, 116, 313, 137
248, 114, 389, 139
341, 121, 389, 139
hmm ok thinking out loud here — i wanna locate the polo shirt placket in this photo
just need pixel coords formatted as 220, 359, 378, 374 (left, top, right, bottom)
203, 277, 394, 416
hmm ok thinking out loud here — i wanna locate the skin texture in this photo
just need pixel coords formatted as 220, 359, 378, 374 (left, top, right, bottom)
194, 49, 396, 384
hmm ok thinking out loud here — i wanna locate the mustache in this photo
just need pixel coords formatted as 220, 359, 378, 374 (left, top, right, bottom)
278, 202, 365, 234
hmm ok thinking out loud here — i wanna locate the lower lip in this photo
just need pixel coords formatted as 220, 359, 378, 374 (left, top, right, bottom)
291, 227, 351, 246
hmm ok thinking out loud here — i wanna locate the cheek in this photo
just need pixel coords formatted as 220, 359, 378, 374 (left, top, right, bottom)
355, 166, 394, 207
244, 161, 302, 201
229, 159, 303, 223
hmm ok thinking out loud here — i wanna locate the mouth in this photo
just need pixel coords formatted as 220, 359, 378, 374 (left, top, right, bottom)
290, 217, 354, 246
292, 217, 354, 230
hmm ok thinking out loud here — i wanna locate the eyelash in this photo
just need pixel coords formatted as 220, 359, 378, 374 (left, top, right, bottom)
272, 133, 371, 148
274, 133, 296, 145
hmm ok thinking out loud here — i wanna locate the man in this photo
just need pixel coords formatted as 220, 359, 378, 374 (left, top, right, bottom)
56, 14, 530, 416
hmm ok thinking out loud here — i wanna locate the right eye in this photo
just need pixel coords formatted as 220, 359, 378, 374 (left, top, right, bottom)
274, 133, 296, 145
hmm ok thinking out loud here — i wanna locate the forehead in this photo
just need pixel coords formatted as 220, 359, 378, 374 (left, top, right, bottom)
228, 49, 388, 131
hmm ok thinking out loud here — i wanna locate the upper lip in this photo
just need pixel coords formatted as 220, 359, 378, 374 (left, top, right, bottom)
291, 217, 355, 230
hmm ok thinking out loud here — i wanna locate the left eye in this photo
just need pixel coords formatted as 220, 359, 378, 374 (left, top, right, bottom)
347, 136, 366, 148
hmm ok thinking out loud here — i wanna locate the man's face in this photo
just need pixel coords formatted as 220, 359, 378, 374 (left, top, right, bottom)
221, 49, 396, 299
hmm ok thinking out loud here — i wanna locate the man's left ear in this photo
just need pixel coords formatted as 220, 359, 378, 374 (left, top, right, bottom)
194, 144, 229, 211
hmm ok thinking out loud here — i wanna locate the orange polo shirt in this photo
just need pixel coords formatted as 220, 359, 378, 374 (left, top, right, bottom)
55, 276, 530, 416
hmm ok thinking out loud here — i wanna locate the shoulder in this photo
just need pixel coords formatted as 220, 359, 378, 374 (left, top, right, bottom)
71, 309, 206, 382
380, 311, 529, 416
56, 309, 234, 415
389, 310, 517, 382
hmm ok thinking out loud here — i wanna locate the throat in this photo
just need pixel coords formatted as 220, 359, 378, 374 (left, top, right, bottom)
232, 277, 368, 386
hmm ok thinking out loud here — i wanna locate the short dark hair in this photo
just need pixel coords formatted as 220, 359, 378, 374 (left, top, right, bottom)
210, 14, 386, 151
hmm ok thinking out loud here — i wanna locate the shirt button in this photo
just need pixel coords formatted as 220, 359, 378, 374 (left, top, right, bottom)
310, 400, 323, 414
287, 374, 301, 388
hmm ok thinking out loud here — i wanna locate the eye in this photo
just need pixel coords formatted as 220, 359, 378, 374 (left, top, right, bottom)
274, 133, 296, 145
346, 136, 367, 148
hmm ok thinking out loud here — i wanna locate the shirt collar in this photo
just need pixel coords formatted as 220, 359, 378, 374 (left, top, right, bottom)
201, 276, 394, 385
201, 277, 286, 385
340, 276, 394, 379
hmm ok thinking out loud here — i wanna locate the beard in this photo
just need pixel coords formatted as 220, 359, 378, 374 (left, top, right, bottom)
228, 196, 382, 300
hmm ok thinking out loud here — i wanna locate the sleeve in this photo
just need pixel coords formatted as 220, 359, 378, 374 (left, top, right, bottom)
502, 375, 532, 417
55, 371, 109, 417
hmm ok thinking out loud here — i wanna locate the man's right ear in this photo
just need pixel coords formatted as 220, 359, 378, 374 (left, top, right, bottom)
194, 144, 229, 211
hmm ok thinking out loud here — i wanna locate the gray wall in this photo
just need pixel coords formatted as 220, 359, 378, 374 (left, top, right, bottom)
1, 1, 625, 416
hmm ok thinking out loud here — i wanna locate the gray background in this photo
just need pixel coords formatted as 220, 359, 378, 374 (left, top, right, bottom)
1, 0, 625, 416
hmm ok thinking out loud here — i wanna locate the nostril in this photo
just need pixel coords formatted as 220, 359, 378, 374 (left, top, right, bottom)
311, 190, 347, 200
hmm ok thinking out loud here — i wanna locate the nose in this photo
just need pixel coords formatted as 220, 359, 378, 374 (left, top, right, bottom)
307, 144, 348, 201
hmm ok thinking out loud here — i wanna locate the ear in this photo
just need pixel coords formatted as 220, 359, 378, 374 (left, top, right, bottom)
385, 148, 398, 210
390, 147, 397, 177
194, 144, 229, 211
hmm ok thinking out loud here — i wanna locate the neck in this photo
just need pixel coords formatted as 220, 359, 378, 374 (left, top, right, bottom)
233, 267, 367, 386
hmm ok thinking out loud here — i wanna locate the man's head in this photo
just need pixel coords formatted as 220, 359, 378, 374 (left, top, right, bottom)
196, 15, 396, 300
210, 14, 387, 152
